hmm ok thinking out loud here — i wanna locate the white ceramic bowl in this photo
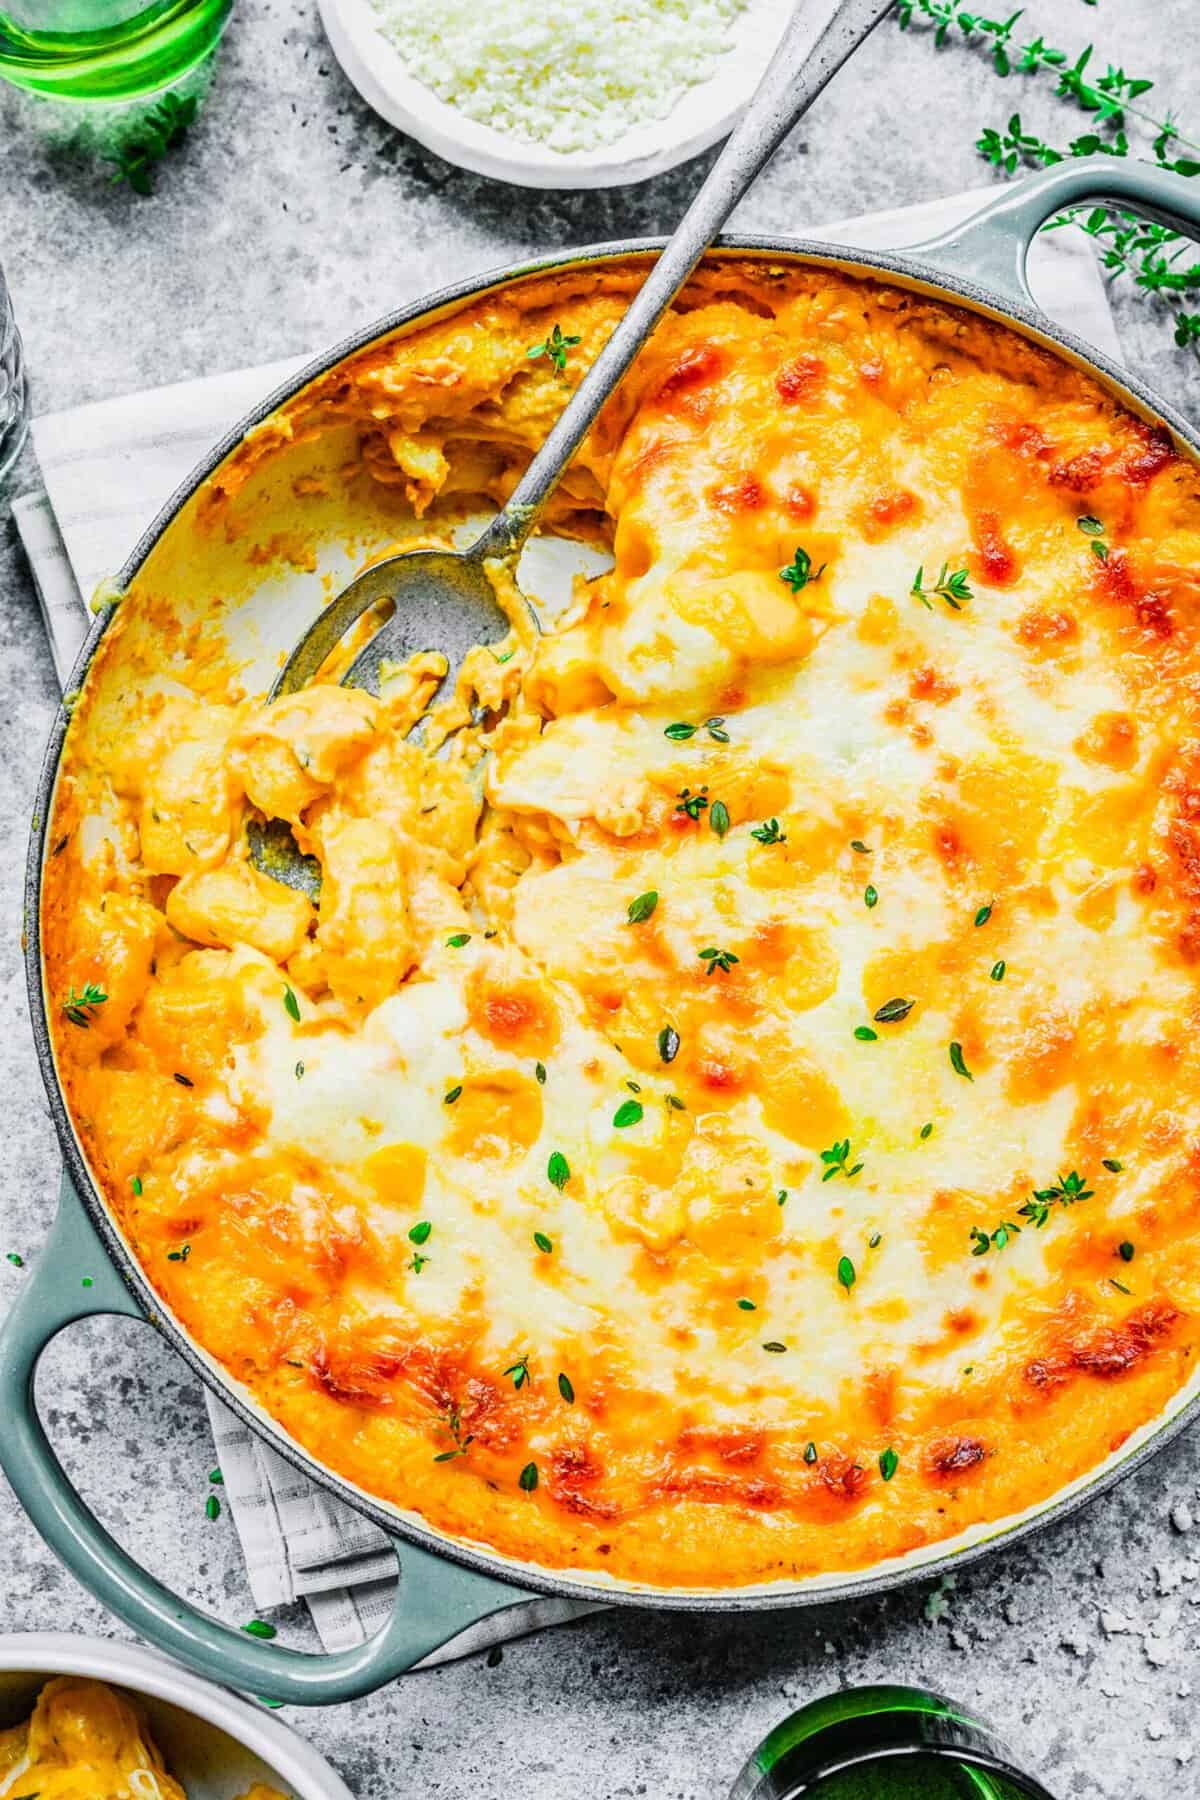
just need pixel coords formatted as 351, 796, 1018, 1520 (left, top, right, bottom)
317, 0, 793, 189
0, 1635, 356, 1800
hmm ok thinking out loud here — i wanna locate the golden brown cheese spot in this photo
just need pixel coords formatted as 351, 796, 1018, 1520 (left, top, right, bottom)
445, 1072, 544, 1163
968, 507, 1020, 587
1015, 606, 1079, 656
1074, 710, 1139, 771
775, 353, 827, 404
468, 971, 560, 1057
925, 1434, 987, 1480
859, 486, 919, 541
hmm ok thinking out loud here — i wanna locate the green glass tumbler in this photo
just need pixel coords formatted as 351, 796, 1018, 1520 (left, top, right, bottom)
729, 1686, 1057, 1799
0, 0, 232, 101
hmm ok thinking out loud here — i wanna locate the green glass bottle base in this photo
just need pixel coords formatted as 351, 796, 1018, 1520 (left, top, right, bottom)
730, 1686, 1056, 1800
0, 0, 232, 101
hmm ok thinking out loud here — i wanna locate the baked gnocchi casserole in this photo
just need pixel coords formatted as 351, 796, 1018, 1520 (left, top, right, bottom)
43, 259, 1200, 1588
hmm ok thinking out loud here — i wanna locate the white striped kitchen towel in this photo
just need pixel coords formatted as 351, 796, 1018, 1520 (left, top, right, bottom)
13, 183, 1122, 1657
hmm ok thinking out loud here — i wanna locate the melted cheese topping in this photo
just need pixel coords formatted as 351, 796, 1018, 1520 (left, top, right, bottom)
45, 262, 1200, 1589
0, 1677, 285, 1799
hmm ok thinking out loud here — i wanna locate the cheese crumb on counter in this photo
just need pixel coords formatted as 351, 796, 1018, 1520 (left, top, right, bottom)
369, 0, 750, 153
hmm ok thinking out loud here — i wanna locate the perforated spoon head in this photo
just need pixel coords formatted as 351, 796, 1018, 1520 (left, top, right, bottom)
269, 544, 519, 701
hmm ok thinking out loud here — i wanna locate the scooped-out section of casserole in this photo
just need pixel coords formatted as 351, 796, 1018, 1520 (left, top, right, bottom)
43, 258, 1200, 1589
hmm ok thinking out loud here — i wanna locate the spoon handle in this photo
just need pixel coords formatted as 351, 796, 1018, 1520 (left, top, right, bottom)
473, 0, 894, 564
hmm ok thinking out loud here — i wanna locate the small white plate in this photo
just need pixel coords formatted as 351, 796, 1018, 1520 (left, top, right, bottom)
318, 0, 793, 190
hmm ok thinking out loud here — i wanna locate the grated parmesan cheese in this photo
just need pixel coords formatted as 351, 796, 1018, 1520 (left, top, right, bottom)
369, 0, 751, 154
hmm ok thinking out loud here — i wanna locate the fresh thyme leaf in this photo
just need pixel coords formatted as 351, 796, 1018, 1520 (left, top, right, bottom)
63, 982, 108, 1028
166, 1244, 191, 1263
206, 1493, 221, 1521
864, 884, 879, 908
104, 91, 200, 196
837, 1254, 856, 1293
664, 721, 698, 740
868, 1231, 882, 1249
503, 1356, 531, 1390
446, 932, 471, 947
1111, 1277, 1132, 1295
1077, 514, 1105, 536
410, 1252, 430, 1274
777, 1188, 788, 1206
408, 1220, 432, 1245
751, 817, 786, 845
709, 799, 731, 839
174, 1072, 193, 1087
804, 1440, 818, 1463
131, 1176, 143, 1196
535, 1060, 547, 1085
548, 1151, 570, 1191
698, 946, 739, 975
970, 1221, 1021, 1256
990, 959, 1007, 982
294, 1060, 305, 1079
779, 545, 826, 591
613, 1099, 644, 1128
627, 890, 658, 924
1018, 1169, 1094, 1229
444, 1085, 463, 1105
675, 785, 709, 821
874, 996, 914, 1023
949, 1041, 973, 1081
850, 839, 872, 854
5, 1252, 23, 1268
736, 1297, 757, 1311
283, 984, 301, 1021
1103, 1157, 1123, 1172
1119, 1240, 1135, 1261
558, 1372, 575, 1403
519, 1460, 539, 1491
879, 1447, 899, 1482
533, 1231, 554, 1254
911, 561, 973, 610
974, 902, 993, 927
665, 1094, 686, 1111
243, 1619, 276, 1640
854, 1025, 879, 1041
657, 1024, 681, 1064
920, 1121, 934, 1140
762, 1341, 788, 1353
820, 1138, 863, 1181
527, 322, 581, 375
705, 716, 731, 743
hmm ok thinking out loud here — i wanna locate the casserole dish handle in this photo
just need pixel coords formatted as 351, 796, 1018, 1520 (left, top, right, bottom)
0, 1172, 544, 1704
903, 156, 1200, 317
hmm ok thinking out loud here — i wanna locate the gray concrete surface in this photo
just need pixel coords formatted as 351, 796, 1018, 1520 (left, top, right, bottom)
1, 3, 1199, 1795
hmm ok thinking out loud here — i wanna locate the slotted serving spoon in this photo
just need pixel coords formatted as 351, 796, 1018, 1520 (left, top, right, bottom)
251, 0, 892, 892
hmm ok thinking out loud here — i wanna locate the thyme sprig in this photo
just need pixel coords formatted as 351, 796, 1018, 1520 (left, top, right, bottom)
894, 2, 1200, 353
105, 92, 199, 196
